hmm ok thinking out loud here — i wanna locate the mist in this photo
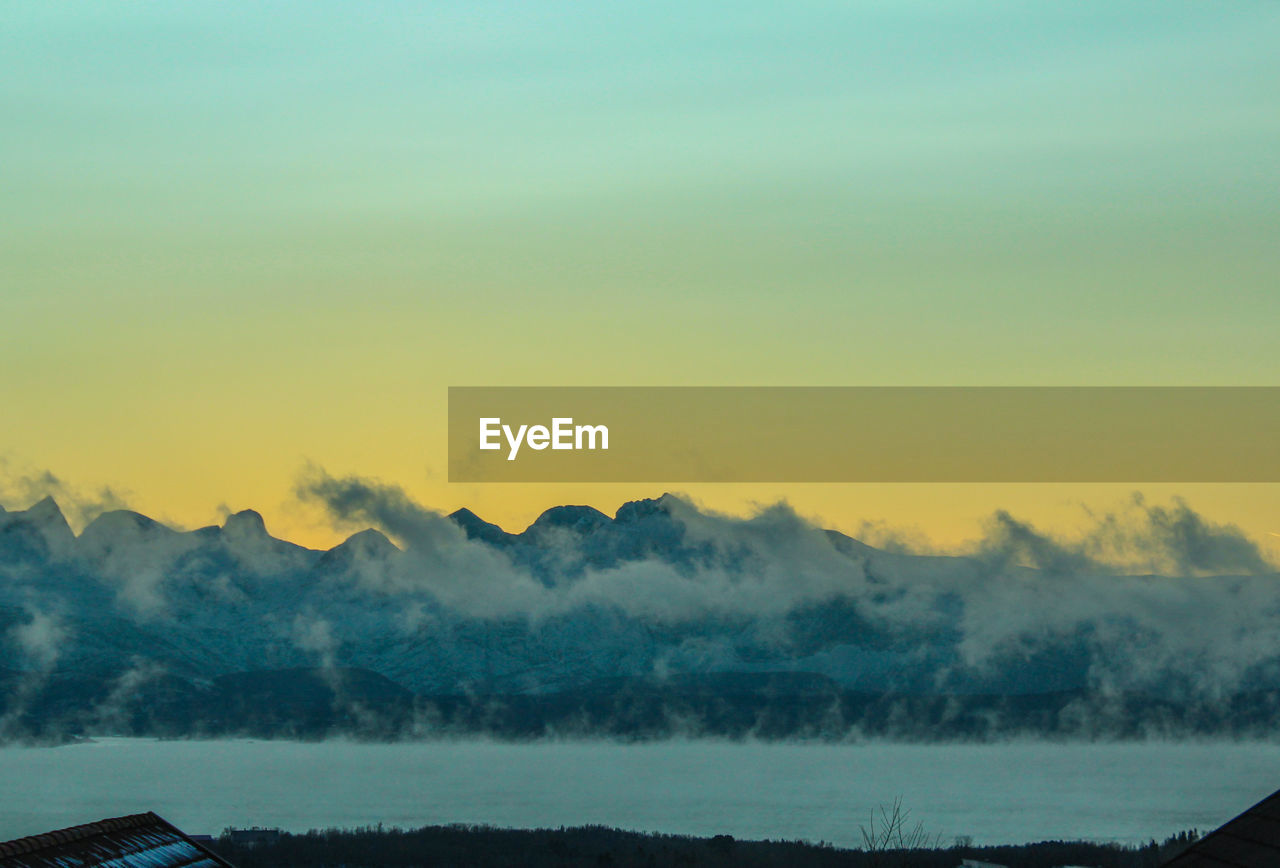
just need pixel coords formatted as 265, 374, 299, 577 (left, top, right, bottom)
2, 466, 1279, 742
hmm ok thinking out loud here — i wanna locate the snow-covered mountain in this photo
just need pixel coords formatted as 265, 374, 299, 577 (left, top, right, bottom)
2, 489, 1278, 741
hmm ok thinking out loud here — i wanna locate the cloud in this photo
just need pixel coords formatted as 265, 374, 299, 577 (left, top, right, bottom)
1080, 493, 1272, 576
296, 465, 549, 617
297, 468, 874, 624
874, 493, 1275, 578
0, 606, 68, 742
851, 519, 939, 556
295, 470, 1280, 697
9, 463, 1280, 721
90, 659, 167, 735
561, 499, 871, 621
78, 512, 201, 616
292, 613, 338, 670
8, 607, 65, 673
974, 510, 1097, 576
0, 458, 129, 531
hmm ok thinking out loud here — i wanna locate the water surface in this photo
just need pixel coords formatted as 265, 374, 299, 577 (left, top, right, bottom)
2, 738, 1275, 847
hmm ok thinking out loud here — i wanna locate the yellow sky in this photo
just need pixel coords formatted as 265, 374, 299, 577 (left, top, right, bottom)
2, 4, 1278, 554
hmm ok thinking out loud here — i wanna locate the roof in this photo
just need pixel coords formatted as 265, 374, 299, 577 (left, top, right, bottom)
0, 813, 236, 868
1162, 788, 1280, 867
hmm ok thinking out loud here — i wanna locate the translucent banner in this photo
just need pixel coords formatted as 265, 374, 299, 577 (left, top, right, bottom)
448, 387, 1280, 482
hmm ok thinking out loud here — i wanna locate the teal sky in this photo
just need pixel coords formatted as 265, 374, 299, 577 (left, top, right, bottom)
2, 2, 1278, 543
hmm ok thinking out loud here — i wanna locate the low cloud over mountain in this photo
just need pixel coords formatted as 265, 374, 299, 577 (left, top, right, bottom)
1, 470, 1277, 741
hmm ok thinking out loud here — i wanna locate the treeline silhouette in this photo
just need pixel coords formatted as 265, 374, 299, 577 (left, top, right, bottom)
206, 823, 1199, 868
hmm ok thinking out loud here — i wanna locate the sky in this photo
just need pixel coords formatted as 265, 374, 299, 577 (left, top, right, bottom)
2, 2, 1278, 550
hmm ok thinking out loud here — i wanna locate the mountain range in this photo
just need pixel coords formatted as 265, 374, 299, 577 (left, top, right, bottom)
2, 491, 1278, 741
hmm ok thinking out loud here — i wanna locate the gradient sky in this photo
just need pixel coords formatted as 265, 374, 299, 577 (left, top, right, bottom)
3, 2, 1278, 550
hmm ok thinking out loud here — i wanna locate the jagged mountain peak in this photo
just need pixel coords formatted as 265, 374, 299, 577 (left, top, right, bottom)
217, 508, 320, 567
527, 504, 612, 534
449, 508, 514, 546
223, 508, 268, 538
81, 509, 166, 536
329, 527, 400, 559
78, 509, 173, 553
614, 492, 685, 523
76, 509, 199, 573
25, 495, 70, 527
823, 528, 876, 558
0, 495, 76, 560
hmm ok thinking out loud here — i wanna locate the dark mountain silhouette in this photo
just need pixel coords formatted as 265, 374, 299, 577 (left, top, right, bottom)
1, 493, 1277, 741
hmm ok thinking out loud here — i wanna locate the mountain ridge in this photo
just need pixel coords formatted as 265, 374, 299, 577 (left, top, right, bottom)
1, 491, 1277, 741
